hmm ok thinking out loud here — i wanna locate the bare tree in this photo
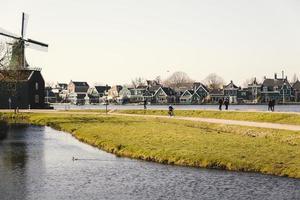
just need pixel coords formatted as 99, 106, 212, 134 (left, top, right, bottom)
203, 73, 225, 90
0, 41, 11, 69
242, 77, 256, 88
292, 73, 298, 84
131, 77, 146, 88
164, 71, 194, 88
0, 42, 5, 63
154, 76, 161, 85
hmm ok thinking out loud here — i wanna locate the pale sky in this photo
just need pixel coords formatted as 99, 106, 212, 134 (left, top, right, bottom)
1, 0, 300, 86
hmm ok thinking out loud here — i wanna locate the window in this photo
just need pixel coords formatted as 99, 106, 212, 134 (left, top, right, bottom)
35, 82, 39, 90
263, 87, 268, 92
35, 95, 39, 103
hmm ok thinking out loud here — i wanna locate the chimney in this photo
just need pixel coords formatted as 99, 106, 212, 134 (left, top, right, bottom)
274, 73, 277, 79
282, 70, 284, 79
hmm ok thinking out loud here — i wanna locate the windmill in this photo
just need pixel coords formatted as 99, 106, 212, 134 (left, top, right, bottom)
0, 12, 48, 70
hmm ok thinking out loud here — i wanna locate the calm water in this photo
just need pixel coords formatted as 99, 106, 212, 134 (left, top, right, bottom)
53, 104, 300, 113
0, 124, 300, 200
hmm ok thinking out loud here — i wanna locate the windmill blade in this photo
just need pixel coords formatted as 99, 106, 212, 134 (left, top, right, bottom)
26, 40, 48, 52
21, 12, 29, 38
27, 38, 48, 47
0, 27, 20, 40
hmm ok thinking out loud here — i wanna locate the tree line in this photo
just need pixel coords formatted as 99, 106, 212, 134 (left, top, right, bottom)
130, 71, 226, 91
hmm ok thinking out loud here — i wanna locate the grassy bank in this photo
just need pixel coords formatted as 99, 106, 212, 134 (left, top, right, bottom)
1, 112, 300, 178
117, 109, 300, 125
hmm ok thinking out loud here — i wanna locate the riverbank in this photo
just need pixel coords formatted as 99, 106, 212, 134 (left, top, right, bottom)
117, 109, 300, 125
1, 111, 300, 178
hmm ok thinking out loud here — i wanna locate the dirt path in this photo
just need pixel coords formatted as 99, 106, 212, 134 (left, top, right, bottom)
110, 113, 300, 131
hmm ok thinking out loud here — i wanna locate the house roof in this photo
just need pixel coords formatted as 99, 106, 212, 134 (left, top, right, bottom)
161, 87, 176, 96
0, 70, 35, 81
193, 82, 201, 88
148, 85, 161, 93
262, 78, 291, 88
58, 83, 68, 86
175, 87, 190, 93
195, 83, 209, 93
224, 81, 239, 89
180, 90, 194, 98
248, 78, 261, 87
136, 85, 147, 89
95, 85, 111, 93
72, 81, 89, 87
293, 80, 300, 91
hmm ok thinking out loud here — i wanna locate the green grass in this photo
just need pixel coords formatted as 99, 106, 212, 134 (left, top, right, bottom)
117, 109, 300, 125
1, 112, 300, 178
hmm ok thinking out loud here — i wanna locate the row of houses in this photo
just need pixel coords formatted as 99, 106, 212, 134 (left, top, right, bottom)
45, 73, 300, 105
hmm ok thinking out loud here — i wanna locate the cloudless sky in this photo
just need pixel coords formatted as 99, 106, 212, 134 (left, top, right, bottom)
1, 0, 300, 86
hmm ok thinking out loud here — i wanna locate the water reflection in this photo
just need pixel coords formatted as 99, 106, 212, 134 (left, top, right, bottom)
0, 121, 8, 140
0, 124, 45, 200
0, 124, 299, 200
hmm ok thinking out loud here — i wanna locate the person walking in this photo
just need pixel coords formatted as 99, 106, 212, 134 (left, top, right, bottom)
218, 98, 223, 111
168, 105, 174, 117
143, 99, 147, 110
271, 99, 276, 112
268, 100, 272, 111
224, 98, 229, 110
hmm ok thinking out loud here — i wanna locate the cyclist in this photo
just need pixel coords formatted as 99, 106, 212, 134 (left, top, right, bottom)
168, 105, 174, 117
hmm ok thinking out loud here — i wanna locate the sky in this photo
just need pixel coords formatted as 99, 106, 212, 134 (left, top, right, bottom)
1, 0, 300, 86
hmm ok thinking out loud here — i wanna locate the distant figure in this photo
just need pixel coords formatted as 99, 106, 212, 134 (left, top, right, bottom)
143, 99, 147, 110
224, 98, 229, 110
218, 98, 223, 111
168, 105, 174, 117
268, 100, 272, 111
271, 99, 276, 112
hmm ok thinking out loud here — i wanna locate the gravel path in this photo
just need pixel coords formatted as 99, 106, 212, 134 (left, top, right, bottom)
110, 113, 300, 131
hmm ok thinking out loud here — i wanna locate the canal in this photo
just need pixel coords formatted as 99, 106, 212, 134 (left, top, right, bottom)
0, 124, 300, 200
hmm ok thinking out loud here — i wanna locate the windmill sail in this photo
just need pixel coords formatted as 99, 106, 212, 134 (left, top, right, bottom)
0, 12, 48, 70
21, 13, 29, 38
0, 27, 20, 40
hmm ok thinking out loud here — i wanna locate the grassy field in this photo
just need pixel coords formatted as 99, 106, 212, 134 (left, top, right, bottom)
1, 111, 300, 178
117, 109, 300, 125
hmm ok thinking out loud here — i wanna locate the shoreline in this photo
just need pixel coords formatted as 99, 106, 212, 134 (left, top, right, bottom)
1, 111, 300, 179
